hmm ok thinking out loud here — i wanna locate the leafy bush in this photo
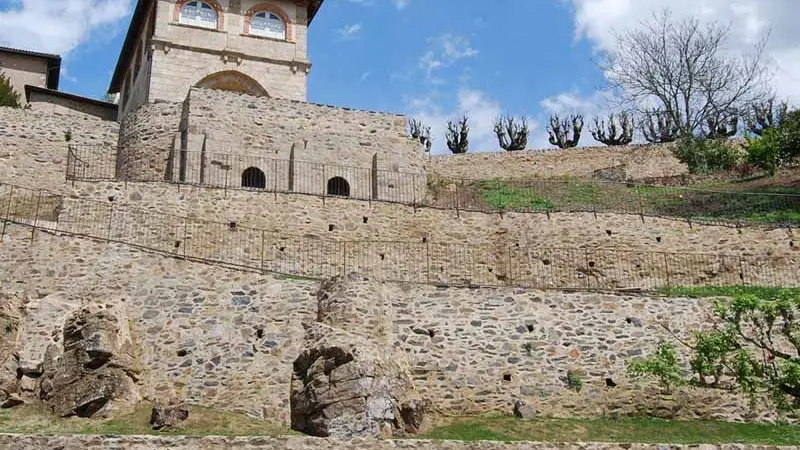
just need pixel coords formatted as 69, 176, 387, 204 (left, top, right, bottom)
673, 135, 741, 174
778, 109, 800, 164
745, 128, 781, 175
0, 70, 21, 108
628, 342, 685, 393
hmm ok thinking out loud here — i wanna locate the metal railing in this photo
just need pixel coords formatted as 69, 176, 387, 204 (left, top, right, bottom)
66, 145, 800, 229
3, 181, 798, 291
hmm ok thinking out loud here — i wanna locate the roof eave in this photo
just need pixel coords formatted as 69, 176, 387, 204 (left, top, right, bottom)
108, 0, 149, 94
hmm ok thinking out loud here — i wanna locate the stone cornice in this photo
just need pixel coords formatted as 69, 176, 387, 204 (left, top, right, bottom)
150, 38, 311, 72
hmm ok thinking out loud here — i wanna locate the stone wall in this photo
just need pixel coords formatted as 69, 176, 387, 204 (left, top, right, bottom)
0, 223, 784, 425
26, 91, 117, 121
69, 182, 797, 257
0, 105, 118, 189
426, 144, 687, 181
117, 100, 183, 181
1, 434, 795, 450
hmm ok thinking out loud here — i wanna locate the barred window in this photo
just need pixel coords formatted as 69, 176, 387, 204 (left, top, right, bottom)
250, 12, 286, 39
179, 1, 218, 29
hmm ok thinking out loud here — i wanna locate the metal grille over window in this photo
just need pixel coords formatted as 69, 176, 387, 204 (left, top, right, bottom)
250, 12, 286, 39
180, 1, 218, 29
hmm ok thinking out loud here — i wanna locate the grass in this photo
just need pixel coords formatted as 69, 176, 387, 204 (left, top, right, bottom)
0, 402, 293, 437
658, 285, 800, 298
470, 178, 800, 225
421, 415, 800, 445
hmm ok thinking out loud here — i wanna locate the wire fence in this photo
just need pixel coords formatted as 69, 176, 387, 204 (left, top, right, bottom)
3, 181, 799, 291
67, 145, 800, 228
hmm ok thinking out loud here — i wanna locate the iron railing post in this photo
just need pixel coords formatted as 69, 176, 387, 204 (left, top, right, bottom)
30, 190, 42, 242
260, 230, 266, 274
0, 185, 13, 241
107, 203, 114, 242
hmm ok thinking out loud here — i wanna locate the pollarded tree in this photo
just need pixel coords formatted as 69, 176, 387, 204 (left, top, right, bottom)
746, 98, 789, 136
0, 70, 21, 108
547, 114, 583, 149
446, 115, 469, 154
407, 118, 432, 152
703, 110, 739, 139
601, 8, 771, 136
493, 115, 529, 151
641, 109, 681, 144
590, 112, 634, 146
628, 289, 800, 412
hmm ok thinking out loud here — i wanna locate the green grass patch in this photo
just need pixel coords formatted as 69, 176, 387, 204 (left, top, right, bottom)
470, 178, 800, 225
658, 285, 800, 298
0, 402, 293, 437
477, 180, 553, 211
421, 415, 800, 444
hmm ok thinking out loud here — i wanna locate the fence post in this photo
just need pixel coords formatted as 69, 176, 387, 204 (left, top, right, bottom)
183, 219, 188, 259
260, 230, 266, 274
0, 185, 13, 241
223, 154, 229, 199
30, 191, 42, 243
663, 253, 671, 289
584, 248, 591, 290
107, 203, 114, 242
454, 180, 460, 218
322, 164, 327, 205
273, 159, 278, 201
341, 241, 347, 277
739, 255, 746, 286
635, 185, 645, 224
426, 241, 431, 284
65, 145, 71, 186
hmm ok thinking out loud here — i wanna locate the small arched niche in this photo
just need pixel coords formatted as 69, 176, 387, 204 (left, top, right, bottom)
242, 167, 266, 189
327, 177, 350, 197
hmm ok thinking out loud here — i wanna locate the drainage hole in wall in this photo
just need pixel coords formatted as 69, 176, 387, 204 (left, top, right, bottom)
363, 216, 368, 224
503, 374, 512, 382
605, 378, 617, 387
177, 349, 189, 357
328, 224, 335, 232
255, 328, 264, 339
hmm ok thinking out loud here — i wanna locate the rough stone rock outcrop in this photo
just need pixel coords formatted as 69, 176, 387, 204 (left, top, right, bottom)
0, 292, 23, 399
150, 401, 190, 430
38, 303, 140, 418
290, 276, 423, 438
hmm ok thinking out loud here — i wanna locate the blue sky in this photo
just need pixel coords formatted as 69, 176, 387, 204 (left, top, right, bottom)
1, 0, 799, 152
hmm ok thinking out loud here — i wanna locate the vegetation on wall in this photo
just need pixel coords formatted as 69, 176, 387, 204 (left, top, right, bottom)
0, 70, 21, 108
407, 118, 432, 152
446, 115, 470, 154
628, 289, 800, 413
590, 112, 634, 146
547, 113, 583, 149
493, 115, 529, 151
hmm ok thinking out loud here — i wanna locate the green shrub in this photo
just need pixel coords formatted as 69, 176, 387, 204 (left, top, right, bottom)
778, 109, 800, 164
745, 128, 781, 175
0, 70, 21, 108
627, 341, 685, 393
673, 135, 741, 174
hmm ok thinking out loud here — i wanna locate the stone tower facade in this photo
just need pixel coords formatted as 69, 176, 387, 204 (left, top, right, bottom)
108, 0, 324, 117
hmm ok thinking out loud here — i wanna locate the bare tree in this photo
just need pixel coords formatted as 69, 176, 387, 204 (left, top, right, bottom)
703, 109, 739, 139
547, 114, 583, 149
601, 8, 771, 136
493, 115, 529, 151
445, 115, 469, 154
746, 97, 788, 136
640, 109, 680, 143
407, 118, 432, 152
591, 112, 634, 146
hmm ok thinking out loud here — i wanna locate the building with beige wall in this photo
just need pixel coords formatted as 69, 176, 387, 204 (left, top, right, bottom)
108, 0, 323, 116
0, 46, 61, 106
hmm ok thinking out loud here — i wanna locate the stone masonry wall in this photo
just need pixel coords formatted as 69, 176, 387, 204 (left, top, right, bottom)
117, 100, 183, 181
0, 223, 783, 425
1, 435, 795, 450
0, 105, 118, 189
426, 144, 687, 181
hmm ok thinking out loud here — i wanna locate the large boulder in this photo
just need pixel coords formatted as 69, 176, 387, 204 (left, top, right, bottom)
291, 276, 423, 438
150, 401, 190, 430
38, 303, 140, 418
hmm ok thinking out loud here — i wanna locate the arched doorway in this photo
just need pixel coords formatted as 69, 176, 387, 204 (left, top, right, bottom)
327, 177, 350, 197
242, 167, 266, 188
195, 71, 269, 97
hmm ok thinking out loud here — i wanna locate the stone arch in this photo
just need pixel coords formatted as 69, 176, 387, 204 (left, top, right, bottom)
327, 177, 350, 197
195, 71, 269, 97
242, 167, 266, 189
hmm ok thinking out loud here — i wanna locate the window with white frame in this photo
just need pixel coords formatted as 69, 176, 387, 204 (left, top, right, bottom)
179, 1, 218, 29
250, 11, 286, 39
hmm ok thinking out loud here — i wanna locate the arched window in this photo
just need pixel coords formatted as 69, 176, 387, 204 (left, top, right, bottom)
179, 1, 218, 29
250, 11, 286, 39
327, 177, 350, 197
242, 167, 266, 189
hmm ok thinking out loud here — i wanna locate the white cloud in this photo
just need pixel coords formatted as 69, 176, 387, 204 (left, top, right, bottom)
0, 0, 132, 56
418, 34, 479, 84
562, 0, 800, 104
337, 23, 362, 39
